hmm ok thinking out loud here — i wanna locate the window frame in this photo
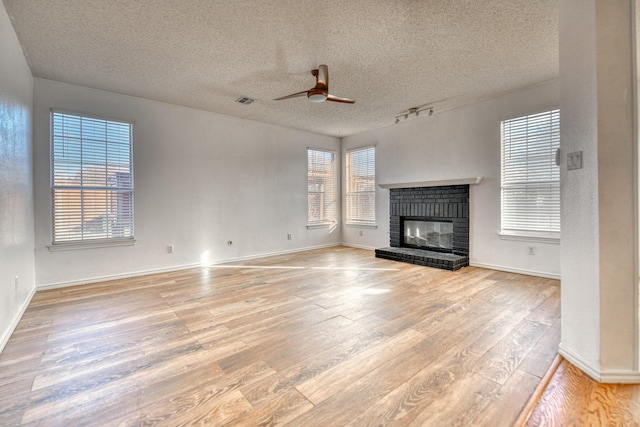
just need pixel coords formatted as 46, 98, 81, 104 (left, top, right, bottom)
307, 148, 337, 228
345, 145, 376, 227
500, 109, 560, 242
49, 109, 135, 250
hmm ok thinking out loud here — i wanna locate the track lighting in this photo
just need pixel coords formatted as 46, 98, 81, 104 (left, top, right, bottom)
395, 106, 434, 124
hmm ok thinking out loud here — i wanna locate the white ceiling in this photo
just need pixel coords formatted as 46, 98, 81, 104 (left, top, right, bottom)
3, 0, 559, 137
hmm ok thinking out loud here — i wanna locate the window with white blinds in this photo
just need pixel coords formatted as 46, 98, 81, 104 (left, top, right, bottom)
51, 111, 134, 244
307, 149, 336, 225
346, 146, 375, 225
501, 109, 560, 235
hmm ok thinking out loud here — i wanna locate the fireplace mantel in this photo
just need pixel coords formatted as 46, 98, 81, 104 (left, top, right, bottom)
378, 177, 482, 189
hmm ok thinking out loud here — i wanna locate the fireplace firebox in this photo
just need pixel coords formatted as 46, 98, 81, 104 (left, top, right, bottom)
402, 218, 453, 250
375, 184, 469, 271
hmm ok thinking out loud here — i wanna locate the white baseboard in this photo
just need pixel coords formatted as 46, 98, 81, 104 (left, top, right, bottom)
209, 243, 341, 265
340, 246, 561, 279
341, 242, 376, 251
599, 370, 640, 383
469, 261, 560, 280
37, 262, 202, 291
0, 286, 36, 354
37, 243, 342, 291
340, 248, 560, 279
559, 343, 640, 383
558, 343, 601, 381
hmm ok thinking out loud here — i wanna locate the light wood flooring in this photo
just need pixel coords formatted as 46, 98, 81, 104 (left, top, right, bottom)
0, 246, 560, 426
519, 356, 640, 426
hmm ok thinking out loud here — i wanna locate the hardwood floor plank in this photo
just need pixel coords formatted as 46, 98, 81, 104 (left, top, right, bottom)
518, 318, 561, 379
0, 351, 42, 389
372, 299, 450, 336
473, 319, 549, 385
347, 348, 480, 426
525, 286, 561, 325
240, 328, 386, 407
196, 304, 328, 348
294, 328, 427, 405
0, 380, 32, 426
215, 314, 353, 373
22, 344, 228, 424
525, 359, 640, 426
408, 372, 500, 427
162, 389, 253, 426
43, 310, 180, 345
226, 388, 312, 427
471, 368, 541, 426
411, 294, 531, 359
115, 362, 268, 427
290, 346, 434, 426
464, 307, 531, 355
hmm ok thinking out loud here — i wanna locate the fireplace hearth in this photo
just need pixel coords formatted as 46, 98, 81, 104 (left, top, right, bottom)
375, 184, 469, 271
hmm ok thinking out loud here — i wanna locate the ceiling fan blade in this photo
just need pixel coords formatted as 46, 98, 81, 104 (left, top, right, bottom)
326, 93, 355, 104
273, 90, 309, 101
316, 64, 329, 90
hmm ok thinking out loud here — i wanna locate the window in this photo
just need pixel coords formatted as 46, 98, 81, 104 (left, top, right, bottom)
51, 111, 134, 245
346, 146, 375, 225
501, 109, 560, 236
307, 148, 336, 225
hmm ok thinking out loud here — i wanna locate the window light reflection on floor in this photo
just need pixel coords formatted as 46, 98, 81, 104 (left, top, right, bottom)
206, 265, 399, 272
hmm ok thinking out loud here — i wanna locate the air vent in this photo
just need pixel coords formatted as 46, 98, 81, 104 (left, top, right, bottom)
236, 96, 255, 105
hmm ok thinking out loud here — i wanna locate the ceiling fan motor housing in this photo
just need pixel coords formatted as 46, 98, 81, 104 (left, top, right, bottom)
307, 88, 328, 102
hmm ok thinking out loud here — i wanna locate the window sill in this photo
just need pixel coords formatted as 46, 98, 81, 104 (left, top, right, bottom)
48, 239, 137, 251
307, 223, 336, 229
345, 223, 378, 230
498, 232, 559, 244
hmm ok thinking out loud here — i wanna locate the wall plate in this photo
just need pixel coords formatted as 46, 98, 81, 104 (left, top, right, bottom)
567, 151, 583, 170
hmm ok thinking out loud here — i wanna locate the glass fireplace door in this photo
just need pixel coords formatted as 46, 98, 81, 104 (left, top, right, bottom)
403, 220, 453, 250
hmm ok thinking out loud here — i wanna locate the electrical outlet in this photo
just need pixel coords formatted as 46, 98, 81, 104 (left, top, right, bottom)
287, 233, 292, 240
528, 246, 536, 255
359, 230, 363, 237
167, 245, 174, 253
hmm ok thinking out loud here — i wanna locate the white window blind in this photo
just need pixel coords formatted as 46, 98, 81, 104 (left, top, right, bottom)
51, 111, 134, 244
308, 149, 336, 225
501, 109, 560, 235
346, 146, 375, 225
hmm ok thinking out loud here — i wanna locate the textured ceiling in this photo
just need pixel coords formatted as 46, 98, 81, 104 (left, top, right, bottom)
3, 0, 559, 137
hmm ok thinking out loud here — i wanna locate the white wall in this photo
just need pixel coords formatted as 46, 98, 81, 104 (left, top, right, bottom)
341, 81, 561, 278
558, 0, 600, 376
559, 0, 638, 382
0, 2, 35, 349
33, 79, 341, 288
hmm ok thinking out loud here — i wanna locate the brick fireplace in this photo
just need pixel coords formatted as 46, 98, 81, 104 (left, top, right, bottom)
375, 184, 470, 271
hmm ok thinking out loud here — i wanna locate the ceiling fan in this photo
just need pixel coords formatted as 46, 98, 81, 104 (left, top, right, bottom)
274, 64, 355, 104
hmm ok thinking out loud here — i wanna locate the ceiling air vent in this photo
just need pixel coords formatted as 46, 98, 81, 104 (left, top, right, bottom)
235, 96, 255, 105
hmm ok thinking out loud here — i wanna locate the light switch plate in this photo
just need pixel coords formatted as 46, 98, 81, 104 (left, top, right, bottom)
567, 151, 583, 170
